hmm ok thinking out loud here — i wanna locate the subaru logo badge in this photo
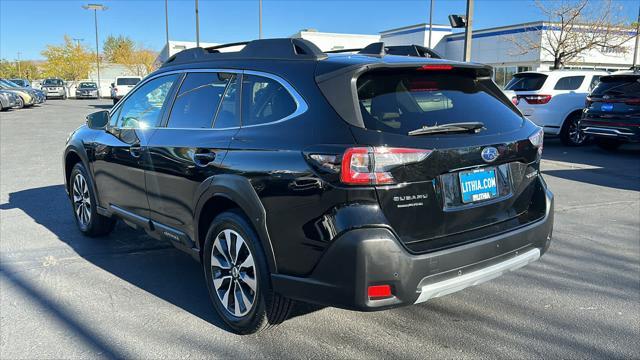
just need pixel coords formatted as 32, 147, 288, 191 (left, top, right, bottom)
481, 147, 499, 163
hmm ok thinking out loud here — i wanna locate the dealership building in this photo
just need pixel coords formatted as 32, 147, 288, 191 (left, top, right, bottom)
156, 21, 637, 88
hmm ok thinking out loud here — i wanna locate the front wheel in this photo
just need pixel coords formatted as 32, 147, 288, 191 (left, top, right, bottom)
69, 163, 116, 237
203, 211, 293, 334
560, 113, 587, 146
15, 96, 24, 109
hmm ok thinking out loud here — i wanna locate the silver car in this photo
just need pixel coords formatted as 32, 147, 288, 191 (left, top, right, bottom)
41, 78, 67, 99
0, 90, 19, 110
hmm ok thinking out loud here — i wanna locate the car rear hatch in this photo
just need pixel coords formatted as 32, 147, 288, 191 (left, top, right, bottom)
316, 61, 546, 253
582, 74, 640, 133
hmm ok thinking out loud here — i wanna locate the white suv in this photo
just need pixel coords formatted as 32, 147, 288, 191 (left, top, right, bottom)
504, 70, 607, 146
110, 76, 142, 105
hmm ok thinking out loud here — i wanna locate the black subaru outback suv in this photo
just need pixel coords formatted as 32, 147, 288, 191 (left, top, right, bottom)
63, 39, 554, 334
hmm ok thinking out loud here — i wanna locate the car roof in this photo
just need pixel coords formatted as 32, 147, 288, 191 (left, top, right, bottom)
516, 70, 608, 77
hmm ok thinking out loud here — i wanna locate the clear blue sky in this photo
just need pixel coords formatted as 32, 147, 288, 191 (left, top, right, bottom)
1, 0, 637, 60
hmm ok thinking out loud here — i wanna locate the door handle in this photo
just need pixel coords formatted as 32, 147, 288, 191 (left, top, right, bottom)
193, 151, 216, 167
130, 144, 142, 158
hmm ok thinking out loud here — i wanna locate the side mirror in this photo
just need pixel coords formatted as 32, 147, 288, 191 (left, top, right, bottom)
87, 110, 109, 129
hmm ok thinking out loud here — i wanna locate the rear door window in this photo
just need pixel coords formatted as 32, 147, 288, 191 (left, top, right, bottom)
356, 70, 523, 136
553, 76, 585, 90
504, 73, 547, 91
167, 72, 235, 129
241, 74, 297, 126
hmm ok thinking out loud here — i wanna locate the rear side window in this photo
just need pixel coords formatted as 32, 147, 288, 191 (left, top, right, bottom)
356, 70, 523, 135
167, 72, 234, 129
117, 78, 141, 86
505, 73, 547, 91
241, 74, 296, 126
554, 76, 585, 90
43, 79, 63, 86
591, 75, 640, 97
588, 76, 601, 91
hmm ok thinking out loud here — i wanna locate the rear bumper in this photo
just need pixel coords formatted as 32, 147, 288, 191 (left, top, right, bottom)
272, 180, 554, 311
581, 126, 640, 143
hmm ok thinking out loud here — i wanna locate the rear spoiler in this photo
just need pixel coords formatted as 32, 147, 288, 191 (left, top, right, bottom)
325, 42, 443, 59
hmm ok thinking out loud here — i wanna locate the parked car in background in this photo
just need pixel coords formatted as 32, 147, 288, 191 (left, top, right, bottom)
0, 79, 46, 105
110, 76, 142, 104
64, 39, 554, 334
0, 89, 20, 110
503, 70, 607, 146
580, 71, 640, 150
0, 80, 36, 108
41, 78, 67, 99
9, 78, 31, 88
75, 82, 100, 99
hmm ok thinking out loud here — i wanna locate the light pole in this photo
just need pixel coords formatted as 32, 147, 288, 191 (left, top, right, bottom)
165, 0, 170, 51
633, 4, 639, 68
428, 0, 433, 48
463, 0, 474, 62
259, 0, 263, 39
195, 0, 200, 47
82, 3, 107, 97
16, 52, 21, 78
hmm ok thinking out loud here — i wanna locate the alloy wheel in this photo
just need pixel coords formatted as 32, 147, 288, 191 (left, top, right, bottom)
72, 173, 91, 227
211, 229, 257, 317
568, 117, 586, 145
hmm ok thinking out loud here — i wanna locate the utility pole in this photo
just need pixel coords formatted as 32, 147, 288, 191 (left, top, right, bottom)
83, 4, 107, 97
165, 0, 170, 51
428, 0, 434, 48
463, 0, 474, 62
72, 38, 84, 47
195, 0, 200, 47
633, 4, 639, 68
259, 0, 263, 39
16, 52, 21, 78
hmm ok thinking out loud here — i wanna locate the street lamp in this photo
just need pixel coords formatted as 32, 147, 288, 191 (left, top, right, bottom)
448, 0, 474, 62
82, 3, 108, 97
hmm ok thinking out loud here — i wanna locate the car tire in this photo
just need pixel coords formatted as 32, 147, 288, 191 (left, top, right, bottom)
69, 163, 116, 237
203, 210, 293, 334
596, 139, 624, 151
560, 113, 587, 146
62, 93, 67, 100
15, 97, 24, 109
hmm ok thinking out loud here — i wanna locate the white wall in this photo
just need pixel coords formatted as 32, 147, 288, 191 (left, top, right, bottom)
381, 24, 452, 49
293, 31, 380, 51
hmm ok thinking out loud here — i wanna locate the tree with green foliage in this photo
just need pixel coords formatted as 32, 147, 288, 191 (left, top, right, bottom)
103, 35, 135, 64
0, 59, 41, 79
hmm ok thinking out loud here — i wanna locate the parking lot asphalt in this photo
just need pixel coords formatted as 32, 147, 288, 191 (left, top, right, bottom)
1, 99, 639, 359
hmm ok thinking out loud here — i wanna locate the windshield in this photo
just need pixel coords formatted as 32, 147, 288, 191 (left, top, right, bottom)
117, 78, 140, 86
505, 73, 547, 91
591, 75, 640, 97
79, 82, 97, 89
356, 70, 523, 135
1, 79, 19, 87
43, 79, 63, 86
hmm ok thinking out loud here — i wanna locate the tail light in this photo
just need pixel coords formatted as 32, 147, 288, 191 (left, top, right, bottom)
511, 96, 519, 106
418, 64, 453, 71
522, 95, 552, 105
529, 128, 544, 156
624, 98, 640, 105
340, 147, 431, 185
368, 285, 393, 300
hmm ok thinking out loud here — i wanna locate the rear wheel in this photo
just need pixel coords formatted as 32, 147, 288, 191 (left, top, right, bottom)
560, 112, 587, 146
69, 163, 116, 237
596, 138, 624, 151
15, 96, 24, 109
203, 210, 293, 334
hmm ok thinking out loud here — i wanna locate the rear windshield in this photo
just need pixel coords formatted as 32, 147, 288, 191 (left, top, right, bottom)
43, 79, 63, 86
117, 78, 141, 86
9, 79, 26, 86
505, 73, 547, 91
356, 70, 523, 135
591, 75, 640, 97
79, 82, 97, 88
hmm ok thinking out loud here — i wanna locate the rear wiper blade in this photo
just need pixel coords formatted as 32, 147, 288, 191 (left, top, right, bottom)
408, 122, 485, 136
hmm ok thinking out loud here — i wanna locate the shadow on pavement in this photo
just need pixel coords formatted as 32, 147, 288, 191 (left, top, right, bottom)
541, 139, 640, 191
0, 184, 232, 333
89, 104, 113, 110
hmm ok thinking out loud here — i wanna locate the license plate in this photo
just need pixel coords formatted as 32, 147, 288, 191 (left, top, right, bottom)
459, 168, 498, 203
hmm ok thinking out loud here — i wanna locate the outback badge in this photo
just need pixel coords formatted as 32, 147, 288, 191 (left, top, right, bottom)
481, 146, 499, 163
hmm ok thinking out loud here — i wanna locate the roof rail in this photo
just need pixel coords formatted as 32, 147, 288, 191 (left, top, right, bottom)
163, 38, 327, 66
325, 42, 441, 59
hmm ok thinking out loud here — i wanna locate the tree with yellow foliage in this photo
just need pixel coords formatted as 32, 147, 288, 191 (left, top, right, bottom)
41, 35, 93, 82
